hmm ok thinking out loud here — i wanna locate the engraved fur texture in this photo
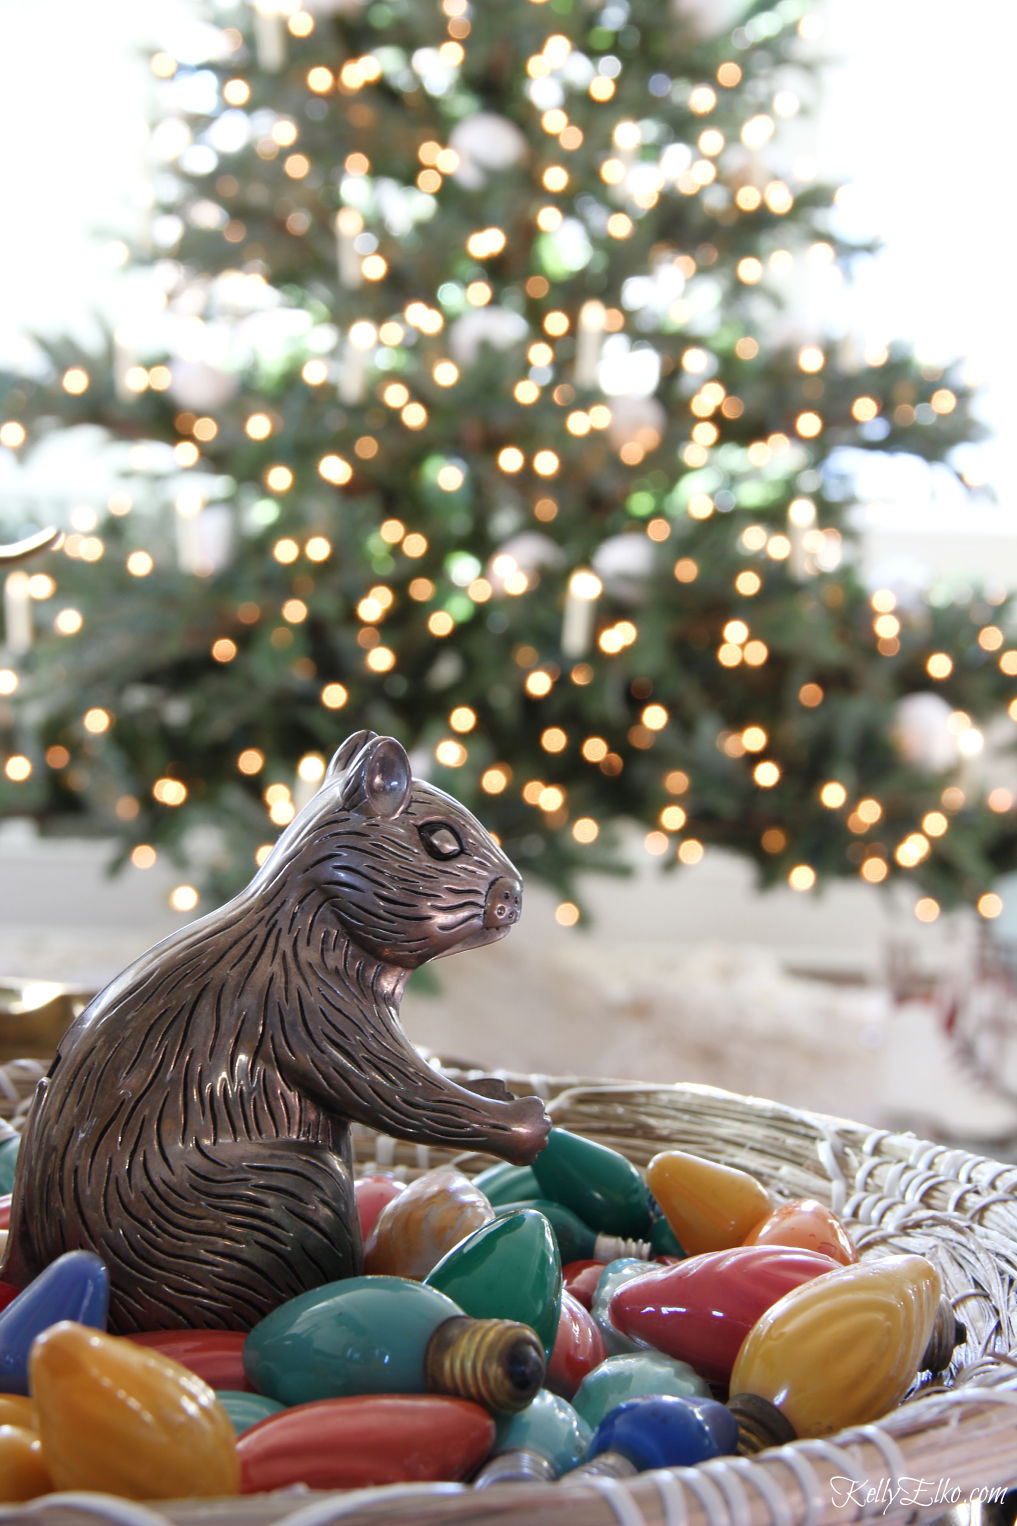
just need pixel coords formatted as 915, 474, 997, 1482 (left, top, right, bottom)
1, 731, 549, 1331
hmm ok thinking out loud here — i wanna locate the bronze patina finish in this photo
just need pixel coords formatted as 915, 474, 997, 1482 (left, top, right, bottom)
1, 731, 549, 1331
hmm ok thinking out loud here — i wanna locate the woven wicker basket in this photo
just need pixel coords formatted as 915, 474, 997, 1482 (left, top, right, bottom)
2, 1055, 1017, 1526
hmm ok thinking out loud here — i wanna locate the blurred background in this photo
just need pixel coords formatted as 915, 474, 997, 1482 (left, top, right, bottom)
2, 0, 1017, 1147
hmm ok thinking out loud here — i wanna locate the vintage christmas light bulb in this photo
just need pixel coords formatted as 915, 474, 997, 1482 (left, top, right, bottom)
646, 1149, 772, 1256
608, 1244, 839, 1386
472, 1161, 542, 1206
29, 1321, 239, 1499
729, 1253, 943, 1438
566, 1393, 737, 1481
244, 1275, 544, 1413
0, 1422, 51, 1502
235, 1394, 494, 1492
572, 1349, 711, 1431
495, 1199, 650, 1266
0, 1252, 109, 1396
424, 1314, 546, 1412
592, 1257, 660, 1356
353, 1172, 406, 1244
473, 1389, 591, 1486
424, 1208, 562, 1355
213, 1390, 283, 1436
531, 1128, 652, 1239
545, 1288, 605, 1399
363, 1165, 494, 1280
743, 1198, 857, 1264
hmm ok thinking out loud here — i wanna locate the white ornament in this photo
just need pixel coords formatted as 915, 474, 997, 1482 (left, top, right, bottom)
593, 533, 654, 599
606, 394, 667, 451
167, 360, 238, 412
495, 532, 563, 575
251, 8, 286, 72
892, 693, 959, 772
669, 0, 745, 35
448, 307, 528, 367
175, 503, 235, 577
449, 114, 528, 190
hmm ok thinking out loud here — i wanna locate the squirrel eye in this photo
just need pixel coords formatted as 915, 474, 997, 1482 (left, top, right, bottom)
419, 821, 464, 860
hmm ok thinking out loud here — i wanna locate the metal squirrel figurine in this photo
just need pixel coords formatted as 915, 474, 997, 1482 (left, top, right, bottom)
1, 730, 551, 1331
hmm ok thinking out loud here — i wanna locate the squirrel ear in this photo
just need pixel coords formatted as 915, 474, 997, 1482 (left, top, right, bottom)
346, 735, 413, 819
325, 730, 378, 784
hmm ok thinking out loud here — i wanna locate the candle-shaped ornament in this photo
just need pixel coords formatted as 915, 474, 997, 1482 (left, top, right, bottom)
787, 496, 815, 579
251, 1, 287, 71
2, 572, 32, 655
335, 207, 365, 288
574, 300, 607, 388
112, 328, 137, 403
561, 569, 603, 659
340, 326, 374, 404
293, 753, 328, 814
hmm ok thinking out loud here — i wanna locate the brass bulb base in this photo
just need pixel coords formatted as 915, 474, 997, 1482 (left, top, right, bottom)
425, 1315, 546, 1413
727, 1391, 798, 1454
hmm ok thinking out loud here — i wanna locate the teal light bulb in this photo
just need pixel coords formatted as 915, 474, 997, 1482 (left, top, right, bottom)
0, 1134, 19, 1196
473, 1390, 592, 1486
530, 1128, 652, 1240
592, 1258, 655, 1356
243, 1275, 463, 1405
572, 1350, 712, 1430
216, 1390, 285, 1435
424, 1208, 562, 1355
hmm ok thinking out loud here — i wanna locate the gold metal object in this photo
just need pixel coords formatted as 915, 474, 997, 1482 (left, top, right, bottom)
425, 1315, 546, 1412
0, 981, 92, 1066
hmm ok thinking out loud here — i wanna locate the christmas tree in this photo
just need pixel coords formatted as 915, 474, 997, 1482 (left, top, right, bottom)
1, 0, 1015, 924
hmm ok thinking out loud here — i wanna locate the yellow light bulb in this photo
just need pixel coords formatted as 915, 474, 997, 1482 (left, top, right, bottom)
730, 1255, 941, 1438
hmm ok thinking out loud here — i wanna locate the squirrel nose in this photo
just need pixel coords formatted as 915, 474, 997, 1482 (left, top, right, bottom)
484, 875, 522, 930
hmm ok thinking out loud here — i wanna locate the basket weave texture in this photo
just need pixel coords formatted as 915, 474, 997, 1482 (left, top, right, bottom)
2, 1057, 1017, 1526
